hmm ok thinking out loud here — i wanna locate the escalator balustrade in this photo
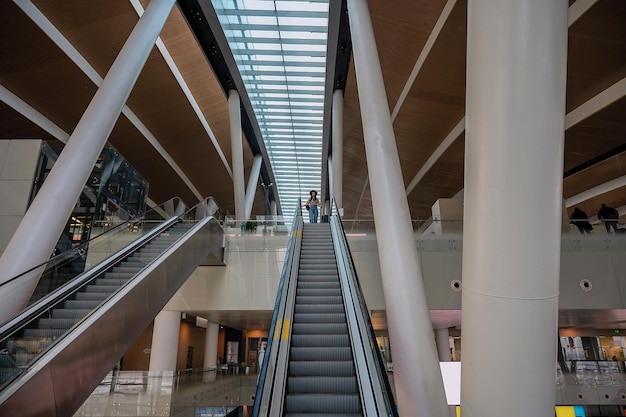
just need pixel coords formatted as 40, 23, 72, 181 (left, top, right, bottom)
284, 223, 362, 417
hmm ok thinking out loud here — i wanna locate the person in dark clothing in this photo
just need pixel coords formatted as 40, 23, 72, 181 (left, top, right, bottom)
597, 203, 619, 233
569, 207, 592, 234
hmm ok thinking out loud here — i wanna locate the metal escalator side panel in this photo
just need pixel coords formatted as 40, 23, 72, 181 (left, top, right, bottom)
282, 223, 363, 417
330, 215, 399, 417
254, 216, 303, 417
0, 215, 224, 417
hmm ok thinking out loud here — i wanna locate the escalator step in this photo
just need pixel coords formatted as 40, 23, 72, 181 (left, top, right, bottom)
52, 309, 92, 319
299, 270, 339, 276
284, 393, 361, 414
292, 323, 348, 335
297, 281, 340, 289
103, 272, 135, 280
286, 376, 358, 394
295, 304, 344, 314
96, 278, 129, 286
37, 318, 80, 329
289, 361, 355, 377
111, 266, 142, 274
74, 292, 109, 301
23, 328, 66, 339
293, 313, 346, 323
284, 414, 362, 417
289, 347, 352, 362
64, 300, 101, 310
296, 289, 342, 297
295, 296, 342, 305
85, 285, 118, 294
291, 334, 350, 348
297, 276, 339, 282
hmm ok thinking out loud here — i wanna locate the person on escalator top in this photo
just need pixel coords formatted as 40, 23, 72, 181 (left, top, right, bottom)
305, 190, 319, 223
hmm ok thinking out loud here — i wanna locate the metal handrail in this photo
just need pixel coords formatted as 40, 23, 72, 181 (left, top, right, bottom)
0, 197, 221, 390
252, 200, 303, 417
331, 199, 399, 417
0, 196, 185, 295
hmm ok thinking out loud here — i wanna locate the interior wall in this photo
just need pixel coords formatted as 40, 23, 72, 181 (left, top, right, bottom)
0, 139, 41, 256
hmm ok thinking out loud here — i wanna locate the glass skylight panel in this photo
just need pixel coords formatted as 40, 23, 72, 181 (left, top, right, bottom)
213, 0, 328, 222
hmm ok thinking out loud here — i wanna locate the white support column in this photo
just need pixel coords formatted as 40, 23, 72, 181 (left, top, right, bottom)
244, 154, 263, 220
0, 0, 176, 324
270, 200, 278, 225
204, 321, 220, 369
436, 328, 451, 362
332, 89, 344, 213
461, 1, 568, 417
346, 1, 449, 416
149, 310, 181, 372
229, 89, 245, 225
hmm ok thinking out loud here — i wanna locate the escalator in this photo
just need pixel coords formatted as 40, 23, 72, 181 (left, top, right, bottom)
0, 198, 224, 417
285, 223, 361, 416
254, 205, 397, 417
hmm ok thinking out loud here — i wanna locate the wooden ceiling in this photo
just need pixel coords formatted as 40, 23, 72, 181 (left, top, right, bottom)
1, 0, 623, 224
341, 0, 626, 224
0, 0, 264, 215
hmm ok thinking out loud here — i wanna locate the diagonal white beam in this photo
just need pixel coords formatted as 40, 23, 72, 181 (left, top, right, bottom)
14, 0, 204, 201
390, 0, 457, 121
568, 0, 599, 26
354, 0, 457, 218
405, 116, 464, 196
0, 84, 69, 143
564, 175, 626, 207
128, 0, 232, 179
565, 76, 626, 129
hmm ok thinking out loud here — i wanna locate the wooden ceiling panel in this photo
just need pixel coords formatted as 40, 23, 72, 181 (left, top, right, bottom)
32, 0, 137, 79
369, 0, 448, 109
0, 102, 58, 142
0, 2, 97, 134
563, 152, 626, 198
106, 114, 199, 206
566, 0, 626, 112
406, 134, 465, 220
564, 97, 626, 171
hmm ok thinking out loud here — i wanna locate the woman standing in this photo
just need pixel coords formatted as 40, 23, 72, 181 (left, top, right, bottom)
305, 190, 319, 223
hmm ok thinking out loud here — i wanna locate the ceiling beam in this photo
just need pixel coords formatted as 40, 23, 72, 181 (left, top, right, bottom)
565, 175, 626, 208
178, 0, 281, 211
400, 0, 612, 201
0, 85, 69, 144
565, 77, 626, 129
568, 0, 599, 26
13, 0, 204, 201
391, 0, 458, 121
130, 0, 232, 179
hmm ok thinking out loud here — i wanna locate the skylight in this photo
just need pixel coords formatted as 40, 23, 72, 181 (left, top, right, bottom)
212, 0, 329, 223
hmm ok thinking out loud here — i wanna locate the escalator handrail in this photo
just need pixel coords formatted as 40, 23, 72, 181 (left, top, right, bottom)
331, 200, 400, 417
0, 216, 180, 339
252, 200, 303, 417
0, 196, 221, 338
0, 196, 185, 294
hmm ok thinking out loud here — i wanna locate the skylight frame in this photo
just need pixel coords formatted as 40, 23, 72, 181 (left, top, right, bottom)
214, 0, 329, 224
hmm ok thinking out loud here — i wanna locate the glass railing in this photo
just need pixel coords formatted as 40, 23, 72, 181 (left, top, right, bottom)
0, 197, 185, 311
0, 198, 221, 391
73, 368, 257, 417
